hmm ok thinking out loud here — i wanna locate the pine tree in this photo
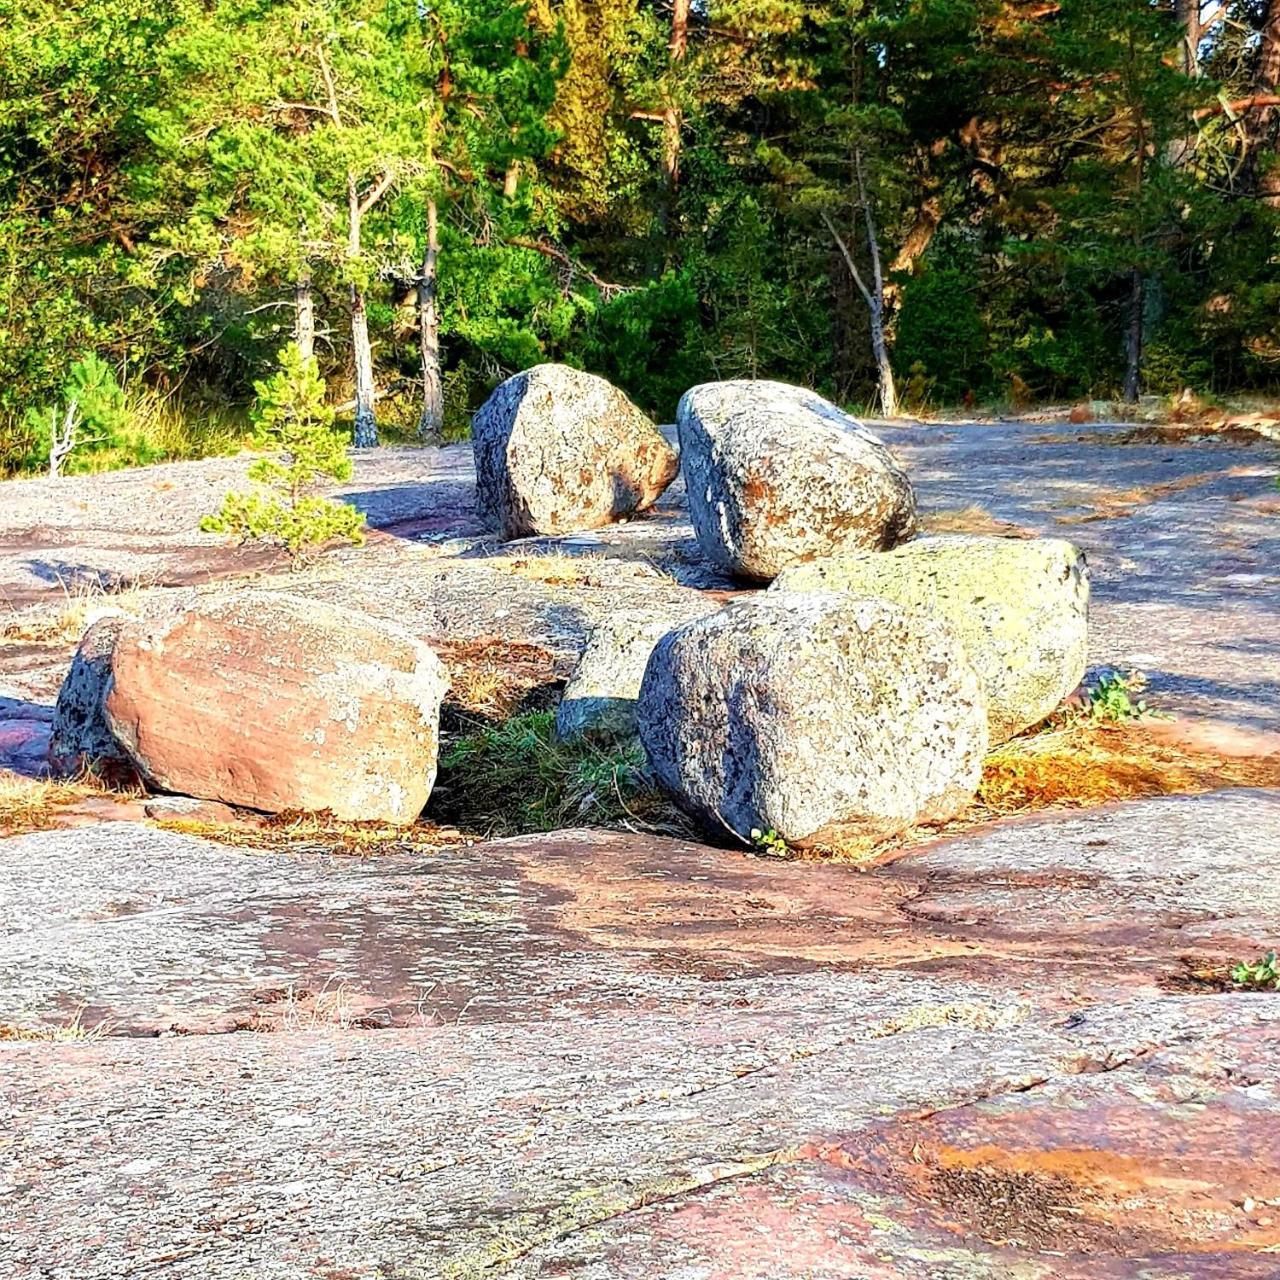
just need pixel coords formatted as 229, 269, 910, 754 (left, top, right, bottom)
202, 346, 365, 563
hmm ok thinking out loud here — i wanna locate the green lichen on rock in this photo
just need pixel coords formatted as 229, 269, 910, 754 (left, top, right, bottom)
771, 534, 1089, 742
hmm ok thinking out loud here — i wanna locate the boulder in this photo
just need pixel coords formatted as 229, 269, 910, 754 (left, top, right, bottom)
48, 612, 137, 784
677, 380, 917, 582
636, 593, 988, 848
771, 535, 1090, 742
49, 593, 449, 824
556, 606, 716, 742
473, 364, 679, 538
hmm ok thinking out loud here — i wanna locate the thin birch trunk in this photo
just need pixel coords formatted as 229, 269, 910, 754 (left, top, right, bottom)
348, 177, 378, 448
417, 197, 444, 443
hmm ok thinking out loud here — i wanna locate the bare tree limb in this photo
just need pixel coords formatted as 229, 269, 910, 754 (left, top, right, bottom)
1193, 93, 1280, 121
358, 170, 396, 218
505, 237, 637, 298
820, 211, 874, 311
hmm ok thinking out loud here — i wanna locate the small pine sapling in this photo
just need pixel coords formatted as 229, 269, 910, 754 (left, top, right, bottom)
202, 348, 366, 566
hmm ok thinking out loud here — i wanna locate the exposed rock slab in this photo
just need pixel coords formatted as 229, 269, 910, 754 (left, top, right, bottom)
3, 793, 1280, 1276
3, 791, 1277, 1034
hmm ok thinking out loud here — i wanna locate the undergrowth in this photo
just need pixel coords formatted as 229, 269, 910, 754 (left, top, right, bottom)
3, 379, 249, 479
1080, 669, 1162, 723
1230, 952, 1280, 992
428, 710, 672, 837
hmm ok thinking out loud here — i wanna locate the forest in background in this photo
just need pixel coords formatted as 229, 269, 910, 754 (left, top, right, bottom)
2, 0, 1279, 474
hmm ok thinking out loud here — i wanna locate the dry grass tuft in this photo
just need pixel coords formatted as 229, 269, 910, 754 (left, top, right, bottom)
809, 720, 1280, 864
496, 551, 612, 588
0, 571, 156, 644
434, 635, 567, 721
155, 807, 464, 857
0, 1008, 112, 1041
921, 506, 1038, 539
0, 770, 113, 836
235, 979, 390, 1032
974, 720, 1279, 813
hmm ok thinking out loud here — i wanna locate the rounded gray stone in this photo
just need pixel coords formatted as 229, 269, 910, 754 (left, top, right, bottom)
676, 380, 918, 582
636, 592, 989, 847
555, 610, 711, 742
473, 363, 679, 539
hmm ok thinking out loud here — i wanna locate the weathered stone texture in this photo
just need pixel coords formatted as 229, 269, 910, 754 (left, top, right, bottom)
773, 534, 1090, 740
50, 593, 448, 823
677, 380, 917, 581
637, 592, 988, 846
473, 363, 678, 538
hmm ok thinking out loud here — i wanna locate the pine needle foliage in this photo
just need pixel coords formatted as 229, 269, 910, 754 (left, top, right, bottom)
202, 346, 366, 565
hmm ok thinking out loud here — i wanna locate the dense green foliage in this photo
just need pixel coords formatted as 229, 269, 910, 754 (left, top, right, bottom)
201, 346, 366, 561
3, 0, 1278, 469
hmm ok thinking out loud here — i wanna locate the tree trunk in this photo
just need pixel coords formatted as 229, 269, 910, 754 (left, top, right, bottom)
1123, 268, 1144, 404
347, 176, 378, 448
417, 197, 444, 443
1174, 0, 1201, 77
350, 286, 378, 447
295, 268, 316, 363
870, 298, 898, 419
662, 0, 690, 190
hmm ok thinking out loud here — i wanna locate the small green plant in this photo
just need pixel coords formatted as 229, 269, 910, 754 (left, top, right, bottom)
750, 827, 790, 856
1084, 670, 1158, 723
202, 347, 366, 565
1230, 952, 1280, 991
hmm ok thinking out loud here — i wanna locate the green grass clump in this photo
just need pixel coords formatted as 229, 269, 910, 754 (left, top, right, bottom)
429, 711, 657, 836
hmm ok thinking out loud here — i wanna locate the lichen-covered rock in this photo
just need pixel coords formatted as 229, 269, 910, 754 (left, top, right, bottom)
677, 380, 917, 582
636, 593, 988, 847
772, 535, 1090, 742
473, 364, 679, 538
49, 593, 449, 823
556, 607, 715, 742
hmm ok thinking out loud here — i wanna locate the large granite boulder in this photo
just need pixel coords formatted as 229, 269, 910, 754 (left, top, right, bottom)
473, 364, 679, 538
772, 535, 1090, 742
49, 593, 449, 824
556, 606, 716, 742
636, 593, 988, 848
677, 380, 917, 582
